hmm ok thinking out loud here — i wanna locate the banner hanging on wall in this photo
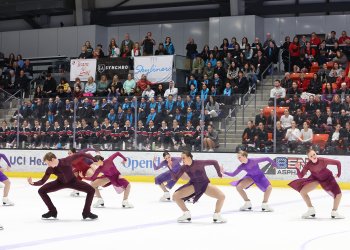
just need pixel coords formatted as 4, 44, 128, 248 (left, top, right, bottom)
96, 58, 130, 81
70, 59, 97, 81
133, 55, 173, 83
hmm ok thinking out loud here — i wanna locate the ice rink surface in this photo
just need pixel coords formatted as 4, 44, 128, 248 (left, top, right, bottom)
0, 179, 349, 250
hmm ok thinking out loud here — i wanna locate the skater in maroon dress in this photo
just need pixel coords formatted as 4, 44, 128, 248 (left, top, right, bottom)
288, 149, 344, 219
27, 152, 98, 220
172, 151, 226, 223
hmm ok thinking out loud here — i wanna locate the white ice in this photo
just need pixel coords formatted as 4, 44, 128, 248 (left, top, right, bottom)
0, 178, 349, 250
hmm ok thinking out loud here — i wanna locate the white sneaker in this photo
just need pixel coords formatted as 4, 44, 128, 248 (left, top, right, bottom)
331, 210, 345, 219
2, 197, 14, 206
240, 201, 252, 211
70, 190, 80, 197
93, 198, 105, 208
213, 213, 227, 223
202, 148, 208, 152
122, 200, 134, 208
177, 211, 191, 223
261, 202, 274, 212
160, 192, 171, 202
302, 207, 316, 219
208, 149, 214, 152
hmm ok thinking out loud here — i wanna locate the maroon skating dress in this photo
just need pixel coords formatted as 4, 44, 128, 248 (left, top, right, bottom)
288, 157, 341, 197
173, 160, 222, 203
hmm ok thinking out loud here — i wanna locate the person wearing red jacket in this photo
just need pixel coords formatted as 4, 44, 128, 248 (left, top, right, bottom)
289, 36, 300, 69
310, 32, 321, 47
338, 31, 350, 44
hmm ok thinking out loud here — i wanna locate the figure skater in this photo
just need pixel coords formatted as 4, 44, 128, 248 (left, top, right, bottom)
0, 153, 14, 206
84, 152, 133, 209
289, 149, 344, 219
27, 152, 99, 220
172, 151, 226, 223
222, 150, 276, 212
153, 151, 183, 201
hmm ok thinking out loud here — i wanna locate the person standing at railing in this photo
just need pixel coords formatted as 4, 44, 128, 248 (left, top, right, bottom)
289, 36, 300, 71
120, 33, 134, 56
142, 32, 156, 56
164, 36, 175, 55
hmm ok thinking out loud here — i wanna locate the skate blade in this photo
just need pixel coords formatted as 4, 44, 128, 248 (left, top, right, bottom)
331, 216, 345, 219
302, 214, 316, 219
239, 208, 252, 211
41, 217, 58, 220
177, 219, 191, 223
82, 217, 98, 221
93, 204, 105, 208
261, 209, 274, 212
213, 220, 227, 224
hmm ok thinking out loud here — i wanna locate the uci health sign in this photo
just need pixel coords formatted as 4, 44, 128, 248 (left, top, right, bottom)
133, 55, 173, 83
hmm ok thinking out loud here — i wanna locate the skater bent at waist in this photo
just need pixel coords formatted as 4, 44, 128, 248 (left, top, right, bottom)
27, 152, 99, 220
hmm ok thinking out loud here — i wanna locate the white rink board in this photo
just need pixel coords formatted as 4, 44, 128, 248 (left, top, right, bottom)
0, 150, 349, 182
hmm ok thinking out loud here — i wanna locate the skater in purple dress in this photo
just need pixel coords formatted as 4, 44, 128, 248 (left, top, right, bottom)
153, 151, 182, 201
0, 153, 14, 206
288, 149, 344, 219
172, 151, 226, 223
222, 150, 276, 212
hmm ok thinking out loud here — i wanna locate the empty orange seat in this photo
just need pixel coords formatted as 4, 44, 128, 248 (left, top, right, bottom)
268, 133, 273, 141
313, 134, 329, 150
263, 106, 274, 118
304, 73, 314, 79
263, 106, 289, 119
326, 61, 334, 69
310, 62, 319, 73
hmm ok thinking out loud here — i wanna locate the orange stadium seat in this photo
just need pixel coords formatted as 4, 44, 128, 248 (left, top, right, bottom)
290, 73, 300, 81
304, 73, 314, 79
312, 134, 329, 150
268, 133, 273, 141
326, 61, 334, 69
263, 106, 289, 119
310, 62, 319, 73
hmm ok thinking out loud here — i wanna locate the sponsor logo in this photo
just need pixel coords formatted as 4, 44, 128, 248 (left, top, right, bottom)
97, 64, 105, 73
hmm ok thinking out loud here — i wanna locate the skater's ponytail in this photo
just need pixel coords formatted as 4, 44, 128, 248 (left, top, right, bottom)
94, 155, 104, 161
182, 150, 193, 159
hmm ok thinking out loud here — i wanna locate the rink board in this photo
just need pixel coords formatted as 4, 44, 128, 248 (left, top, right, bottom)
1, 150, 350, 189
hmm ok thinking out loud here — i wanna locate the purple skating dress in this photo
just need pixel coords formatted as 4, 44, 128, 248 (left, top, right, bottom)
288, 157, 341, 197
224, 157, 276, 192
173, 160, 222, 203
0, 153, 11, 182
88, 152, 129, 191
153, 157, 182, 189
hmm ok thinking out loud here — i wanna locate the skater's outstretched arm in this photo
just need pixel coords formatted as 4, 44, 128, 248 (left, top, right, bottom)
295, 162, 309, 178
224, 164, 243, 177
107, 152, 127, 162
28, 168, 54, 186
0, 153, 11, 167
198, 160, 223, 177
153, 158, 168, 170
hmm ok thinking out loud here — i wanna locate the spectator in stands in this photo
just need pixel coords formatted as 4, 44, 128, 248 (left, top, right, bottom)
281, 72, 292, 89
42, 73, 57, 97
255, 122, 271, 152
96, 44, 105, 58
233, 70, 249, 96
338, 109, 348, 127
242, 120, 256, 148
155, 43, 168, 55
265, 41, 278, 64
73, 86, 83, 99
338, 31, 350, 45
186, 38, 198, 59
227, 61, 239, 83
263, 32, 274, 50
326, 31, 337, 45
325, 109, 337, 132
78, 45, 92, 59
203, 124, 218, 152
187, 74, 198, 92
280, 109, 294, 129
310, 32, 321, 47
123, 73, 136, 96
23, 59, 33, 79
281, 36, 291, 72
84, 76, 96, 96
308, 73, 322, 94
253, 50, 268, 80
85, 41, 93, 54
255, 109, 266, 126
155, 84, 164, 97
329, 62, 343, 81
298, 121, 313, 151
130, 42, 142, 58
164, 37, 175, 55
141, 84, 155, 99
191, 54, 204, 75
318, 63, 330, 82
142, 32, 156, 56
200, 45, 210, 62
244, 44, 253, 61
269, 80, 286, 106
6, 53, 15, 68
322, 82, 335, 105
137, 74, 151, 92
57, 77, 69, 93
288, 95, 302, 116
74, 77, 84, 91
16, 69, 29, 97
120, 33, 134, 56
336, 71, 350, 89
333, 51, 348, 68
251, 37, 262, 50
294, 108, 306, 128
336, 82, 350, 102
109, 74, 123, 94
289, 36, 300, 69
164, 80, 178, 99
284, 120, 300, 153
286, 81, 302, 100
108, 38, 120, 57
96, 74, 109, 96
205, 95, 220, 120
330, 94, 342, 115
326, 123, 343, 153
317, 41, 328, 65
203, 62, 214, 80
34, 85, 44, 99
341, 121, 350, 152
311, 109, 325, 133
